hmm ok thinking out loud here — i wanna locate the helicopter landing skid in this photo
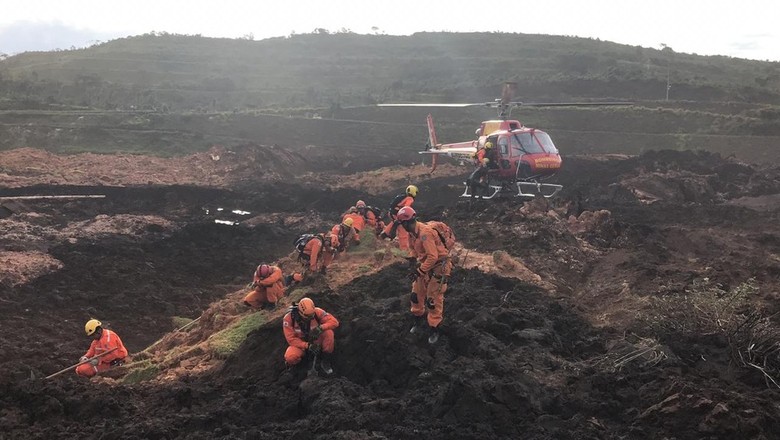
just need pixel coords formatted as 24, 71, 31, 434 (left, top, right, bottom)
460, 182, 502, 200
516, 181, 563, 199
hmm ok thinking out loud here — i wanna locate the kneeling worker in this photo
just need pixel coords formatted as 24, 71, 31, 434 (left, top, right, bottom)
282, 297, 339, 374
76, 319, 128, 378
244, 263, 285, 310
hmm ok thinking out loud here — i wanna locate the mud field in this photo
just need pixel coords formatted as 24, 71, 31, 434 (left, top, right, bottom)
1, 147, 780, 439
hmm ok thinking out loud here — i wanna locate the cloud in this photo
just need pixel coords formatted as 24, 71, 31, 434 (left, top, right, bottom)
0, 21, 122, 54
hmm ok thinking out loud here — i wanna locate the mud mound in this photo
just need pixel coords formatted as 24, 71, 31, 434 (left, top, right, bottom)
0, 144, 307, 188
561, 150, 780, 207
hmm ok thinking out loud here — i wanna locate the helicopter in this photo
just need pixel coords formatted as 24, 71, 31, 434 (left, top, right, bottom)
379, 82, 631, 199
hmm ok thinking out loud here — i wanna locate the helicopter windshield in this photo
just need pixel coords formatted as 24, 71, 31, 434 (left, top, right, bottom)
511, 132, 558, 155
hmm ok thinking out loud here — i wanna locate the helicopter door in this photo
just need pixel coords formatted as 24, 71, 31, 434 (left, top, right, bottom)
496, 136, 512, 170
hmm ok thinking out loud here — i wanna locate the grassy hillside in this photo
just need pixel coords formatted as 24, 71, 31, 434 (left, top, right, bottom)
2, 32, 780, 112
1, 31, 779, 163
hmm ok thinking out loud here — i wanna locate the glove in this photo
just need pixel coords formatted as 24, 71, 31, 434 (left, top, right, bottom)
309, 325, 323, 340
307, 343, 321, 356
89, 358, 99, 367
408, 267, 426, 281
79, 356, 88, 363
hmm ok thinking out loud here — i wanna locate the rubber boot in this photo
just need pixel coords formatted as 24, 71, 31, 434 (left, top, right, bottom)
428, 327, 440, 344
319, 352, 334, 375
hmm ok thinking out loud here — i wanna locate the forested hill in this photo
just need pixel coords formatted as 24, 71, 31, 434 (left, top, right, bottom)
1, 31, 779, 111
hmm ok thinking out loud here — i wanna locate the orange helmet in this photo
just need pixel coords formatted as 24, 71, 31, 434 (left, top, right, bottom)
396, 206, 416, 222
257, 264, 271, 278
356, 200, 366, 208
298, 297, 316, 318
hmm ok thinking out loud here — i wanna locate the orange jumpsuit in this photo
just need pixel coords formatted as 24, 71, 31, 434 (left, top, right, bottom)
330, 223, 354, 252
388, 195, 415, 250
408, 222, 453, 328
283, 307, 340, 366
243, 265, 285, 307
301, 235, 333, 272
75, 329, 129, 377
342, 212, 365, 244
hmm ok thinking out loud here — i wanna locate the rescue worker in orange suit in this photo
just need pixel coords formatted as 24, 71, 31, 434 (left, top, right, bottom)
330, 217, 354, 253
243, 264, 285, 310
75, 319, 129, 378
396, 206, 453, 344
382, 185, 417, 251
342, 207, 365, 245
300, 233, 335, 275
283, 297, 339, 374
356, 200, 384, 236
467, 142, 499, 198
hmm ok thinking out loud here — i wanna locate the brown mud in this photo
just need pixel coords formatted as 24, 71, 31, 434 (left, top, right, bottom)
1, 147, 779, 439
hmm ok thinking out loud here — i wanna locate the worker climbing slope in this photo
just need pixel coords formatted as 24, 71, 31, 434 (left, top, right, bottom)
383, 185, 418, 251
295, 232, 335, 275
396, 207, 453, 344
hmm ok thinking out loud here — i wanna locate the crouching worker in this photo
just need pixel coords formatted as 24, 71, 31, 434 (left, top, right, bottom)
283, 297, 339, 375
75, 319, 128, 378
244, 264, 285, 310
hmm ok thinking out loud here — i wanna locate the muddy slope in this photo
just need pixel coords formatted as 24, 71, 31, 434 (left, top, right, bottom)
1, 149, 779, 439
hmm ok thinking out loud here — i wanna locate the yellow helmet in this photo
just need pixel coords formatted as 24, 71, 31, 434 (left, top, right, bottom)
85, 319, 102, 336
298, 297, 316, 318
406, 185, 418, 197
342, 217, 354, 227
484, 141, 493, 149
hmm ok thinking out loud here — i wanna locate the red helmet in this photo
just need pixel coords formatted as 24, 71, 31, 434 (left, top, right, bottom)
356, 200, 366, 208
396, 206, 416, 222
257, 264, 272, 278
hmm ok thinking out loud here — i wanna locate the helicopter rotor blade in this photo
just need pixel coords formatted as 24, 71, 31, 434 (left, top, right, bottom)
377, 103, 490, 108
511, 101, 633, 107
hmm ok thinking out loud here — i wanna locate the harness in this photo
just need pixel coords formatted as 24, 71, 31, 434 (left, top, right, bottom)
289, 306, 322, 341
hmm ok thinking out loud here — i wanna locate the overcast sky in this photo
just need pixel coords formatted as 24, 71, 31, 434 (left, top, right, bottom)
1, 0, 778, 61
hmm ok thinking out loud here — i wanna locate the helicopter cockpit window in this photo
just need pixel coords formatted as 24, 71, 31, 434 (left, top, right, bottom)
497, 137, 509, 155
511, 133, 544, 154
534, 132, 559, 154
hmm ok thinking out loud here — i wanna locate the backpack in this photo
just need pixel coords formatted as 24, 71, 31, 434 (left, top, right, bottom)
294, 234, 322, 255
426, 221, 456, 250
368, 206, 382, 219
388, 194, 407, 216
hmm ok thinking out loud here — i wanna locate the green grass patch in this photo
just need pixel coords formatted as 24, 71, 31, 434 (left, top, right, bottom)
389, 246, 410, 258
357, 264, 372, 274
121, 359, 160, 384
171, 316, 195, 330
208, 312, 268, 359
